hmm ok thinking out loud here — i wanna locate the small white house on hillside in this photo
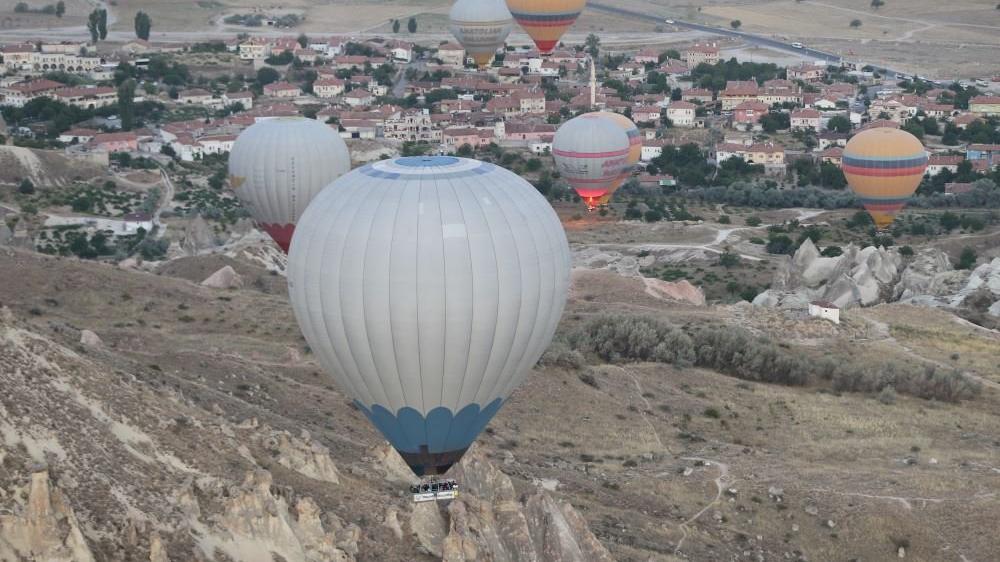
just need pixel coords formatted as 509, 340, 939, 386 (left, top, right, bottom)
808, 300, 840, 324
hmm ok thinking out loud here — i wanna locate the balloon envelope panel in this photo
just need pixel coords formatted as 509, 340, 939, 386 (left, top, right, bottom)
553, 114, 631, 207
506, 0, 586, 54
450, 0, 513, 67
287, 156, 571, 476
843, 128, 927, 229
580, 111, 641, 205
228, 117, 351, 252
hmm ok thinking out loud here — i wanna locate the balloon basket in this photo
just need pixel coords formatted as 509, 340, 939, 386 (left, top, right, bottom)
410, 479, 459, 503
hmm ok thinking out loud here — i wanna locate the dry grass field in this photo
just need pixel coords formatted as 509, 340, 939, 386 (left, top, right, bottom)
0, 0, 91, 28
614, 0, 1000, 77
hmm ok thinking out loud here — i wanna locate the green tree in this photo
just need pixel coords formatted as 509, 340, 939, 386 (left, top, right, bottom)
134, 11, 152, 41
255, 67, 280, 86
850, 18, 862, 27
939, 211, 961, 232
922, 116, 940, 135
730, 20, 741, 29
18, 178, 35, 194
55, 1, 65, 17
87, 9, 100, 42
392, 19, 400, 33
297, 33, 309, 48
584, 33, 601, 58
407, 17, 417, 33
98, 8, 107, 40
766, 234, 795, 255
117, 79, 136, 131
870, 0, 885, 9
643, 209, 663, 222
956, 247, 977, 270
718, 250, 740, 268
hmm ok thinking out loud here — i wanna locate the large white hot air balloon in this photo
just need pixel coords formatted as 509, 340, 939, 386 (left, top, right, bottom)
552, 113, 631, 210
449, 0, 514, 68
228, 117, 351, 253
287, 156, 571, 477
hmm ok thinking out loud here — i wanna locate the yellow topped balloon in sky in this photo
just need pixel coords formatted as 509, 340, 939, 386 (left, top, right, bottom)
505, 0, 586, 55
842, 127, 928, 230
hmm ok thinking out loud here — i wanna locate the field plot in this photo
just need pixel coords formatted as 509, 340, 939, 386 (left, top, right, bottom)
0, 0, 91, 29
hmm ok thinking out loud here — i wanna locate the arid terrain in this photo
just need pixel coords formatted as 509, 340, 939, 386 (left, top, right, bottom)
2, 204, 998, 560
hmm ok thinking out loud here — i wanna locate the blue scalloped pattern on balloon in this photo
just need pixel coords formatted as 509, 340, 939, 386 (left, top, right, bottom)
355, 399, 504, 454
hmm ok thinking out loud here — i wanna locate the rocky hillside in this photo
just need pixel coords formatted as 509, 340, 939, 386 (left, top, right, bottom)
0, 250, 614, 562
754, 239, 1000, 319
2, 245, 999, 562
0, 147, 106, 187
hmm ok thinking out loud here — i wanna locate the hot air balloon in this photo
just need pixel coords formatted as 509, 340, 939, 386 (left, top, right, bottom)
552, 113, 631, 210
582, 112, 641, 207
450, 0, 514, 68
228, 117, 351, 253
842, 128, 928, 230
287, 156, 571, 477
506, 0, 586, 55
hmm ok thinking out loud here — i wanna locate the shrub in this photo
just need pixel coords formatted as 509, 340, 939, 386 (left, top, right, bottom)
833, 362, 979, 403
578, 370, 600, 389
820, 246, 843, 257
643, 209, 663, 222
765, 234, 795, 255
956, 247, 977, 270
877, 385, 897, 405
567, 315, 695, 366
745, 216, 762, 227
898, 245, 914, 257
540, 342, 585, 369
703, 407, 721, 419
718, 251, 740, 268
690, 326, 812, 386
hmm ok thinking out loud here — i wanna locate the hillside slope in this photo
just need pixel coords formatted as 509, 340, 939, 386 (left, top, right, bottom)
1, 248, 998, 561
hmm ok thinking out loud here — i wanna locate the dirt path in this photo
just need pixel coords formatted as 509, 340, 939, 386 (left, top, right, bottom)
153, 168, 175, 236
608, 365, 731, 555
610, 365, 673, 454
808, 488, 997, 510
675, 457, 730, 554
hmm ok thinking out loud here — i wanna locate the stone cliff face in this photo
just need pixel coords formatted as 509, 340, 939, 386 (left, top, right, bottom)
0, 471, 95, 562
406, 448, 615, 562
187, 470, 358, 562
0, 306, 358, 562
755, 240, 903, 309
754, 243, 1000, 317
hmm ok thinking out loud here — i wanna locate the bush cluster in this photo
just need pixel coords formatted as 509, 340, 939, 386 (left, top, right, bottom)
559, 314, 981, 403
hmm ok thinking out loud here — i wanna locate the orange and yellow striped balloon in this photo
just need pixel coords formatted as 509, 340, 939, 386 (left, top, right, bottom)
505, 0, 586, 55
842, 128, 927, 230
